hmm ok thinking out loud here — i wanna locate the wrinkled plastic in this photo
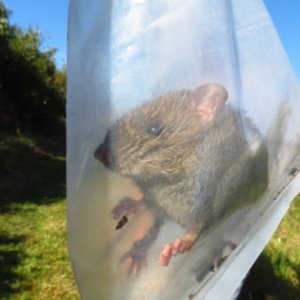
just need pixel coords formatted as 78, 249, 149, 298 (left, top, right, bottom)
67, 0, 300, 299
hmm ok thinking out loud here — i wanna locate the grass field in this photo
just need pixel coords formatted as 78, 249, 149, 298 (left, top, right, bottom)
0, 133, 78, 300
0, 133, 299, 300
238, 194, 300, 300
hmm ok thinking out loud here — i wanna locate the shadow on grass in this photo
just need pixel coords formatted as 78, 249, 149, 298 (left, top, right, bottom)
0, 234, 27, 298
237, 251, 300, 300
0, 133, 66, 298
0, 133, 66, 213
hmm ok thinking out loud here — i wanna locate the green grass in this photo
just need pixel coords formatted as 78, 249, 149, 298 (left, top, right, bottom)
0, 132, 299, 299
0, 133, 78, 300
238, 194, 300, 300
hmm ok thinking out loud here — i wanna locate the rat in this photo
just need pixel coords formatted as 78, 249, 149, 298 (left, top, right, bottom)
94, 83, 268, 273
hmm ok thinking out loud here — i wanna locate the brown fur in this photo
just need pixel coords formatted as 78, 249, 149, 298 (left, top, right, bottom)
94, 83, 268, 268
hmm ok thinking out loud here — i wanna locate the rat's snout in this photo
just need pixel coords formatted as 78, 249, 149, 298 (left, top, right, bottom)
94, 130, 115, 169
94, 141, 110, 166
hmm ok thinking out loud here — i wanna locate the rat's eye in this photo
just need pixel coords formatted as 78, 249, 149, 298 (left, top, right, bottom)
146, 124, 163, 137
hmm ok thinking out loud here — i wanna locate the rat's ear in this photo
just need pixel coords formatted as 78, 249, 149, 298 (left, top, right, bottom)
191, 83, 228, 125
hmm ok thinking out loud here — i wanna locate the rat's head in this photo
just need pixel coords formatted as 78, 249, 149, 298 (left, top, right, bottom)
94, 83, 228, 183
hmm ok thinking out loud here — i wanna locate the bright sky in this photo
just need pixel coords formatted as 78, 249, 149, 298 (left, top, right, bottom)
3, 0, 300, 82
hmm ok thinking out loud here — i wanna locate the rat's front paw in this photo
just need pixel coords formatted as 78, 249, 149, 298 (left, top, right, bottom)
159, 238, 193, 266
111, 197, 146, 220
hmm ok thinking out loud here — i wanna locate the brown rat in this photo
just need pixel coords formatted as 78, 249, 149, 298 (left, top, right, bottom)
94, 83, 268, 272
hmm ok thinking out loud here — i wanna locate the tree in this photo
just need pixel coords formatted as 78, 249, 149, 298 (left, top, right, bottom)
0, 1, 66, 137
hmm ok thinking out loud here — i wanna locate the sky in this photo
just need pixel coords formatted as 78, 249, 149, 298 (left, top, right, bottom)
2, 0, 300, 82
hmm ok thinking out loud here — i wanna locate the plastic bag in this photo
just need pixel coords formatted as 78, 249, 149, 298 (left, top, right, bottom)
67, 0, 300, 299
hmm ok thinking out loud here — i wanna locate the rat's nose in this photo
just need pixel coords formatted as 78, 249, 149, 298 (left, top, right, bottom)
94, 142, 109, 166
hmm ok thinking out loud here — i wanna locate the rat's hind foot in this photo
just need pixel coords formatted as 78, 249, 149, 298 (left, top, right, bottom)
120, 239, 148, 275
111, 197, 146, 220
159, 238, 193, 266
120, 217, 163, 275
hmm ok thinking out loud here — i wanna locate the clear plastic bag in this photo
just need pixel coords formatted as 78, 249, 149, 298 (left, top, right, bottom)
67, 0, 300, 299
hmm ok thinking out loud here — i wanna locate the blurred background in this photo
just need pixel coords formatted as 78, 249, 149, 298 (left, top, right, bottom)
0, 0, 299, 299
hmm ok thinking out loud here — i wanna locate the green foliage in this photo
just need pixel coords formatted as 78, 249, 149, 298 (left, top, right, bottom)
0, 2, 66, 138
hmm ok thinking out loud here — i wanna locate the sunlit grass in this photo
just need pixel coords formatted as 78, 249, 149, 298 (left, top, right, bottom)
267, 195, 300, 286
0, 202, 78, 300
238, 194, 300, 300
0, 133, 79, 299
